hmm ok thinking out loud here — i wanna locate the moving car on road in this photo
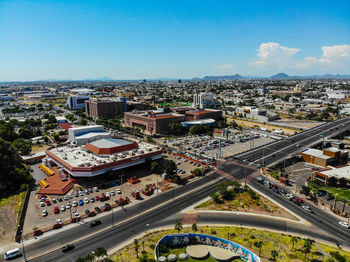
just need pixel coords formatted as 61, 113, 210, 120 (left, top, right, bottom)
62, 244, 74, 253
338, 221, 350, 229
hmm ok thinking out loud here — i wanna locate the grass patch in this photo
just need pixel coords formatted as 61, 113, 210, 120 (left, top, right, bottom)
111, 226, 349, 262
321, 187, 350, 201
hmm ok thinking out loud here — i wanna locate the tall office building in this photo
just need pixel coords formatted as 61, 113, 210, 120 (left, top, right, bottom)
67, 96, 90, 110
193, 93, 215, 109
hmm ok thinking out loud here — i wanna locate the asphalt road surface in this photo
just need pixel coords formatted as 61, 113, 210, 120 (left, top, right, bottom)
233, 117, 350, 165
218, 164, 350, 247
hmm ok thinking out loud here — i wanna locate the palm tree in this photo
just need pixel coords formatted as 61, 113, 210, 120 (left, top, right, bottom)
291, 236, 298, 250
303, 239, 313, 258
271, 250, 278, 261
192, 223, 198, 232
254, 241, 263, 257
175, 221, 183, 233
134, 239, 139, 258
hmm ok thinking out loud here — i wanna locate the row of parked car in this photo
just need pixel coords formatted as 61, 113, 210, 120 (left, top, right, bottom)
256, 176, 314, 213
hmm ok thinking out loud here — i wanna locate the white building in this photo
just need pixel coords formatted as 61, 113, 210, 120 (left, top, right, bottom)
68, 125, 110, 145
326, 89, 347, 100
193, 93, 215, 109
67, 96, 90, 110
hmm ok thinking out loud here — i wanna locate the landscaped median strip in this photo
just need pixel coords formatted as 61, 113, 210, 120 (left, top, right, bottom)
26, 174, 225, 261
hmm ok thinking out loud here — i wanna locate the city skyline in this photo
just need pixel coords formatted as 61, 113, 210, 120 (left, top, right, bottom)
0, 0, 349, 81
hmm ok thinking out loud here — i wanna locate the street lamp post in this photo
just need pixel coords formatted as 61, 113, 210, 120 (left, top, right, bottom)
20, 232, 27, 262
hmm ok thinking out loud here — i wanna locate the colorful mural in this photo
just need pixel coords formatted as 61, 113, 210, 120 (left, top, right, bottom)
155, 233, 261, 262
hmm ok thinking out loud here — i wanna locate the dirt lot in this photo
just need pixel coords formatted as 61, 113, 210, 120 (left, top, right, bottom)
0, 192, 26, 246
195, 190, 297, 220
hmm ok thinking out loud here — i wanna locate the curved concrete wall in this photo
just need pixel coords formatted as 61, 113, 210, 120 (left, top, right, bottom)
155, 233, 261, 262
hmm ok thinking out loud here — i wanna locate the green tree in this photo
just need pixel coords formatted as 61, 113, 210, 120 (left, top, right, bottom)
165, 160, 177, 177
150, 161, 159, 173
94, 246, 107, 258
52, 133, 60, 143
271, 250, 278, 261
134, 239, 139, 258
174, 221, 183, 233
327, 177, 338, 187
192, 223, 198, 232
84, 254, 94, 262
291, 236, 298, 250
75, 258, 85, 262
303, 239, 313, 258
11, 138, 32, 155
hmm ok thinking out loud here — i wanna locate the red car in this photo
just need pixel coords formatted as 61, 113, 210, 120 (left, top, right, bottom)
95, 196, 100, 201
101, 193, 105, 197
46, 201, 51, 206
54, 206, 60, 214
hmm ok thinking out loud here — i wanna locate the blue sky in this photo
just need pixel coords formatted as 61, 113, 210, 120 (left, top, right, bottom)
0, 0, 349, 81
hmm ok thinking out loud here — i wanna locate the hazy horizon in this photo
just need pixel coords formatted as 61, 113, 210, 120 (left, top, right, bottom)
1, 0, 349, 82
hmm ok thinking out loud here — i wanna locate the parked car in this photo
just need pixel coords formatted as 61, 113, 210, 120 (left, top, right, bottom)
116, 189, 121, 194
57, 197, 63, 202
40, 202, 45, 207
56, 219, 63, 225
66, 203, 71, 209
42, 210, 48, 217
90, 197, 95, 203
63, 196, 68, 201
84, 198, 89, 204
111, 190, 115, 196
62, 244, 74, 253
94, 206, 101, 213
79, 200, 84, 206
54, 207, 60, 214
95, 196, 100, 201
60, 205, 66, 211
73, 212, 80, 218
72, 201, 78, 207
52, 198, 57, 203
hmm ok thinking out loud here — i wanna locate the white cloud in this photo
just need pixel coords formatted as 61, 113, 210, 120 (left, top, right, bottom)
249, 42, 350, 74
322, 45, 350, 58
215, 64, 233, 69
251, 42, 300, 66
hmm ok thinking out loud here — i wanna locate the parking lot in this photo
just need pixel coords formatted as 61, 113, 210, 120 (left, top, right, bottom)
22, 152, 204, 236
164, 133, 275, 159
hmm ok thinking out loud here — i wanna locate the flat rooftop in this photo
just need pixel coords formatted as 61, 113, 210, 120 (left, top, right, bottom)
320, 165, 350, 180
48, 140, 161, 167
89, 138, 133, 148
301, 148, 331, 159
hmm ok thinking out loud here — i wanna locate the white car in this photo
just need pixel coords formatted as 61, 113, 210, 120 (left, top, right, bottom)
66, 203, 71, 209
338, 221, 350, 229
84, 198, 89, 204
40, 202, 45, 207
60, 205, 66, 211
111, 190, 115, 196
56, 219, 63, 225
42, 210, 48, 217
302, 205, 313, 213
116, 188, 121, 194
79, 191, 84, 196
72, 201, 78, 207
106, 192, 110, 197
73, 212, 80, 218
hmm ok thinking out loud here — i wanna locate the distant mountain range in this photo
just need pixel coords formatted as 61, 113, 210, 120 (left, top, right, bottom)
197, 73, 350, 80
2, 73, 350, 83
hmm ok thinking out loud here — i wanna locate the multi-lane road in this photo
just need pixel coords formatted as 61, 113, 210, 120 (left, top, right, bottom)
4, 118, 350, 261
233, 118, 350, 165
